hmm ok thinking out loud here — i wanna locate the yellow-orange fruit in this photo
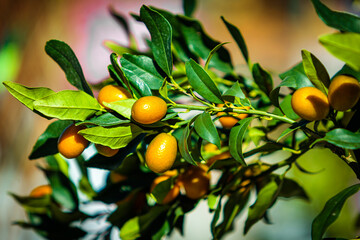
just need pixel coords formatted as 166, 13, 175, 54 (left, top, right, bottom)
58, 124, 89, 158
328, 75, 360, 111
217, 104, 250, 129
151, 175, 180, 204
180, 166, 210, 200
131, 96, 167, 124
29, 185, 52, 198
206, 151, 232, 166
97, 85, 132, 108
95, 144, 119, 157
145, 133, 177, 173
291, 87, 329, 121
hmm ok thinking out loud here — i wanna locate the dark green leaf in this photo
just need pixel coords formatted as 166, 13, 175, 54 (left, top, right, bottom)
178, 15, 233, 73
301, 50, 330, 93
109, 6, 130, 35
312, 128, 360, 150
243, 142, 283, 158
178, 117, 198, 165
312, 184, 360, 240
278, 178, 309, 200
319, 33, 360, 72
121, 54, 164, 90
79, 124, 143, 149
194, 112, 221, 149
229, 117, 254, 166
252, 63, 273, 97
185, 59, 224, 104
244, 176, 282, 234
110, 53, 133, 93
204, 42, 229, 70
140, 5, 173, 76
334, 64, 360, 81
45, 40, 93, 96
76, 112, 130, 127
311, 0, 360, 33
151, 177, 173, 203
41, 168, 79, 211
221, 16, 249, 63
29, 120, 73, 159
183, 0, 197, 17
33, 90, 101, 121
3, 81, 55, 110
10, 193, 50, 214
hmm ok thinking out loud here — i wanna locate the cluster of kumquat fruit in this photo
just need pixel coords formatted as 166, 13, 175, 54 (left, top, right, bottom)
5, 1, 360, 239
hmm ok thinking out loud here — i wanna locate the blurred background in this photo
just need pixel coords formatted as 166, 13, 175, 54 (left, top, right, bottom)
0, 0, 359, 239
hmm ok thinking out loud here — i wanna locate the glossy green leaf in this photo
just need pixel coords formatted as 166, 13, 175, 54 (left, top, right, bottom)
312, 128, 360, 150
183, 0, 197, 17
76, 112, 130, 127
121, 54, 164, 90
29, 120, 73, 159
312, 184, 360, 240
204, 42, 229, 70
103, 99, 136, 119
311, 0, 360, 33
222, 81, 248, 101
178, 15, 233, 73
270, 69, 313, 109
33, 90, 101, 121
319, 32, 360, 72
244, 176, 282, 234
221, 16, 249, 63
79, 125, 143, 149
301, 49, 330, 93
229, 117, 254, 166
194, 112, 221, 149
45, 40, 93, 96
140, 5, 172, 76
252, 63, 273, 97
185, 59, 224, 104
3, 81, 55, 110
42, 168, 79, 211
178, 117, 198, 165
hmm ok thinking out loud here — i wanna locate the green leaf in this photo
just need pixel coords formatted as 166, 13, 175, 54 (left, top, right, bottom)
151, 177, 173, 203
183, 0, 197, 17
311, 0, 360, 33
10, 193, 51, 214
194, 112, 221, 149
312, 128, 360, 150
248, 127, 265, 146
110, 53, 133, 94
278, 178, 309, 200
252, 63, 273, 97
177, 15, 233, 73
276, 120, 307, 142
280, 94, 299, 120
103, 99, 136, 119
121, 54, 164, 90
178, 117, 198, 165
301, 50, 330, 93
33, 90, 101, 121
104, 41, 140, 57
311, 184, 360, 240
222, 81, 248, 102
270, 67, 313, 109
229, 117, 254, 166
204, 42, 229, 70
185, 59, 224, 104
45, 40, 93, 96
140, 5, 173, 76
29, 120, 73, 159
319, 32, 360, 72
120, 217, 140, 240
3, 81, 55, 110
79, 124, 143, 149
41, 168, 79, 211
221, 16, 249, 63
244, 176, 282, 234
76, 112, 130, 127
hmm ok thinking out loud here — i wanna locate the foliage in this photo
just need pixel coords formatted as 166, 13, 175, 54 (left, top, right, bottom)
4, 0, 360, 239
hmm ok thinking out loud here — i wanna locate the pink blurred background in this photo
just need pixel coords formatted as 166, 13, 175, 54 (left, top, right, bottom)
0, 0, 359, 239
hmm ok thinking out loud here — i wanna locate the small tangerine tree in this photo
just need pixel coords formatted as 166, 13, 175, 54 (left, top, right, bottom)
5, 0, 360, 239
